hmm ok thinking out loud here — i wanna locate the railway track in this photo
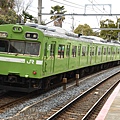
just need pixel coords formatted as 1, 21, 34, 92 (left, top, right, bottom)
0, 92, 29, 113
3, 66, 120, 120
47, 72, 120, 120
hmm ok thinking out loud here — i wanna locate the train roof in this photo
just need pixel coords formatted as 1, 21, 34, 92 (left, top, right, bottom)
25, 23, 120, 46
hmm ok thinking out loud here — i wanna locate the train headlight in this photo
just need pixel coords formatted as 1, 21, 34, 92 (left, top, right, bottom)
0, 32, 8, 38
33, 34, 37, 39
25, 32, 38, 40
13, 25, 23, 33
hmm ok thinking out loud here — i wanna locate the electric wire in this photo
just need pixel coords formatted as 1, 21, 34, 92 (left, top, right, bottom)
50, 0, 97, 12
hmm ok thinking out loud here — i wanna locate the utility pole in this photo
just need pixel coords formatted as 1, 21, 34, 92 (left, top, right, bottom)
38, 0, 42, 24
71, 15, 74, 32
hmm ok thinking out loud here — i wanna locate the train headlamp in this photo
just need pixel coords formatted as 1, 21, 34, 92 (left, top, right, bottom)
13, 25, 23, 33
25, 32, 38, 40
0, 32, 8, 38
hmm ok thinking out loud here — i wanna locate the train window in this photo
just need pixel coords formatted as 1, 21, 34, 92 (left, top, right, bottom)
44, 42, 47, 56
90, 47, 94, 56
118, 48, 120, 54
116, 48, 117, 54
58, 44, 65, 58
112, 48, 115, 55
78, 46, 81, 56
66, 45, 70, 57
9, 41, 25, 54
50, 44, 55, 57
0, 40, 40, 56
98, 47, 101, 55
72, 46, 77, 57
25, 42, 40, 55
0, 40, 9, 52
82, 46, 86, 56
104, 48, 106, 55
108, 48, 111, 55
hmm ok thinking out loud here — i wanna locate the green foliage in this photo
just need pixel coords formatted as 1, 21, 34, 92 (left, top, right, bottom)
0, 9, 17, 24
100, 19, 120, 40
74, 24, 94, 36
50, 5, 67, 27
22, 10, 34, 23
0, 0, 17, 24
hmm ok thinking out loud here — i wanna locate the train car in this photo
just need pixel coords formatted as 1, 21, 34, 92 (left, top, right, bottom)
0, 23, 120, 92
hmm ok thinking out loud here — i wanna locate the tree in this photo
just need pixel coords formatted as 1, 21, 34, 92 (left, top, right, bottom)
50, 5, 67, 27
74, 24, 93, 36
0, 0, 17, 24
100, 19, 119, 40
14, 0, 35, 23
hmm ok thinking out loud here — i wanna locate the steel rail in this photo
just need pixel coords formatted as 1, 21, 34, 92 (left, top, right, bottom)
46, 72, 120, 120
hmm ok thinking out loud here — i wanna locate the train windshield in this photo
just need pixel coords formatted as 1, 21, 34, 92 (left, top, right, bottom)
0, 40, 40, 56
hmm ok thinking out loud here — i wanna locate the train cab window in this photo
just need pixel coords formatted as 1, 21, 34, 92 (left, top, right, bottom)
78, 46, 81, 56
9, 41, 25, 54
0, 40, 9, 52
82, 46, 86, 56
50, 44, 55, 57
66, 45, 70, 57
72, 46, 77, 57
58, 44, 65, 58
25, 42, 40, 55
98, 47, 101, 55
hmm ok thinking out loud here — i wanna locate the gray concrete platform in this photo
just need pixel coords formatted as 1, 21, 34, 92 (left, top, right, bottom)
95, 82, 120, 120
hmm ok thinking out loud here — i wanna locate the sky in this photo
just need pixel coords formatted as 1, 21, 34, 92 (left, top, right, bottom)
25, 0, 120, 31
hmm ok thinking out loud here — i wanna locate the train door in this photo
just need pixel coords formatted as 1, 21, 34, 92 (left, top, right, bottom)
78, 45, 81, 66
66, 43, 71, 69
90, 46, 92, 64
50, 42, 56, 73
42, 42, 48, 74
42, 41, 56, 75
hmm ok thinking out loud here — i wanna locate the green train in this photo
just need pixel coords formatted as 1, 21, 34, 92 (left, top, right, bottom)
0, 23, 120, 92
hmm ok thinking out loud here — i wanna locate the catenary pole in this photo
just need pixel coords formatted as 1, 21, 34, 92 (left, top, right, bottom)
38, 0, 42, 24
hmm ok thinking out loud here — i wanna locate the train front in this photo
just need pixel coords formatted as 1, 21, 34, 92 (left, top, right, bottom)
0, 24, 44, 92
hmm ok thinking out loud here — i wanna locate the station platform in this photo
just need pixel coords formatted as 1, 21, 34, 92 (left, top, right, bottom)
95, 82, 120, 120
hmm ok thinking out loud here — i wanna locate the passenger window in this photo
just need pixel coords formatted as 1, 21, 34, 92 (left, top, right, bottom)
44, 42, 47, 56
58, 44, 65, 58
72, 46, 77, 57
66, 45, 70, 57
112, 48, 115, 55
90, 47, 94, 56
98, 47, 101, 55
104, 48, 106, 55
118, 48, 120, 54
78, 46, 81, 56
82, 46, 86, 56
50, 44, 55, 57
108, 48, 111, 55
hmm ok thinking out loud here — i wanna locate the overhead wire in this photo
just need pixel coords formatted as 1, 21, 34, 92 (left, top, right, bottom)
89, 0, 117, 26
50, 0, 98, 12
50, 0, 99, 28
88, 0, 106, 27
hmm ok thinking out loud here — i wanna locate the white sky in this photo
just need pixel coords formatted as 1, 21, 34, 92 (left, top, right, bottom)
26, 0, 120, 31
